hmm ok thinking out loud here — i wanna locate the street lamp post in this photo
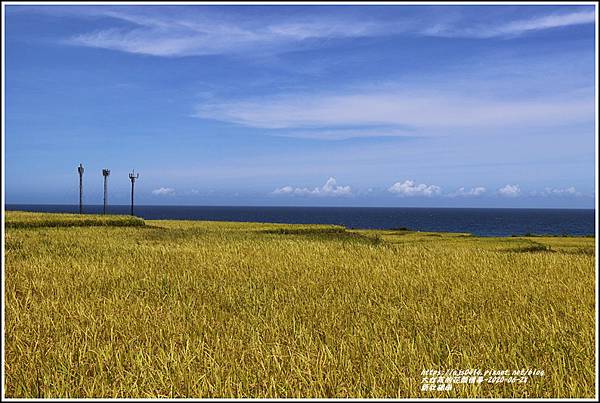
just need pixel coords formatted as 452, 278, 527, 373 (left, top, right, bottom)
129, 170, 139, 216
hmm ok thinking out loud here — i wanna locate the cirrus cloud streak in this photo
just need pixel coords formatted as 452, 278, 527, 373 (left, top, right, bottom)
58, 7, 596, 57
195, 90, 593, 132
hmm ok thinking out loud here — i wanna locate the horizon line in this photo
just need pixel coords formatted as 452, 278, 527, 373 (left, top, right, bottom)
4, 203, 595, 211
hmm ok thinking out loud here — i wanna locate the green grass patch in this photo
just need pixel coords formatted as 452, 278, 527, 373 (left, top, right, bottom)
508, 243, 553, 253
260, 226, 383, 245
260, 226, 346, 235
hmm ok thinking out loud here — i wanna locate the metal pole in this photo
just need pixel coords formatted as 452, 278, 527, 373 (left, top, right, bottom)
102, 169, 110, 215
131, 180, 134, 215
129, 170, 139, 216
77, 163, 84, 214
79, 175, 83, 214
104, 177, 108, 214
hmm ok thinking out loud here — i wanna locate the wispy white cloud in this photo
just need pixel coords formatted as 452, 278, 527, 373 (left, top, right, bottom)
388, 180, 441, 197
265, 20, 385, 40
423, 10, 595, 38
448, 186, 487, 197
273, 177, 352, 196
152, 187, 175, 195
497, 184, 521, 197
65, 9, 390, 57
195, 89, 593, 133
57, 7, 595, 57
500, 10, 595, 34
267, 127, 415, 140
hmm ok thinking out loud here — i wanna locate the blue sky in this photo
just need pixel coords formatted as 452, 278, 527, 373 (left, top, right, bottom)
4, 4, 596, 208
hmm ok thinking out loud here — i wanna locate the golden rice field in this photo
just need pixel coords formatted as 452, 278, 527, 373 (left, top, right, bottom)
3, 211, 596, 398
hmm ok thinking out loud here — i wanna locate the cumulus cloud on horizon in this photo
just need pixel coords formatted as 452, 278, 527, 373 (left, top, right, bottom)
152, 187, 175, 196
448, 186, 487, 197
534, 186, 581, 197
272, 177, 352, 197
388, 180, 441, 197
497, 184, 521, 197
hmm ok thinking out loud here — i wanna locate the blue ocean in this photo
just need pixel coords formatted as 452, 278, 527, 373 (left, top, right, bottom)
5, 204, 595, 237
